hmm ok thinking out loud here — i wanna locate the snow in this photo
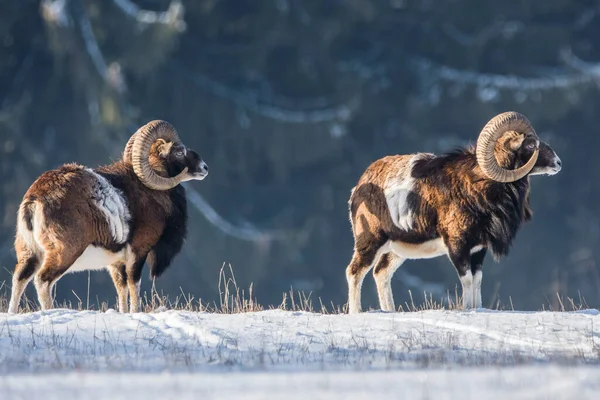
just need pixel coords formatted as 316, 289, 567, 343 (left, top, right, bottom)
1, 308, 599, 398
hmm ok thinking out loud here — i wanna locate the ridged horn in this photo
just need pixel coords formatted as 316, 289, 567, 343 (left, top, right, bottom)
476, 111, 539, 183
131, 120, 188, 190
123, 132, 138, 164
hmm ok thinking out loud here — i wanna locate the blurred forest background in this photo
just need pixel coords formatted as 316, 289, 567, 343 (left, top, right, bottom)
1, 0, 599, 311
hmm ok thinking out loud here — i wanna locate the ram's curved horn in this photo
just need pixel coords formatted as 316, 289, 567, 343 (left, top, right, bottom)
476, 112, 539, 182
131, 120, 188, 190
123, 132, 138, 164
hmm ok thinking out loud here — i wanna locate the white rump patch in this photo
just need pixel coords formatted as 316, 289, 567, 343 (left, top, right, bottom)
87, 169, 131, 243
384, 154, 430, 232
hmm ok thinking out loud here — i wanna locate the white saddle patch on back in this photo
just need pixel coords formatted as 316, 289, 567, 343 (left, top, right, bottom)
87, 169, 131, 243
384, 154, 430, 232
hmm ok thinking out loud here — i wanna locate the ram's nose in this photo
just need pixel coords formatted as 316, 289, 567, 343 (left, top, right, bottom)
200, 161, 208, 175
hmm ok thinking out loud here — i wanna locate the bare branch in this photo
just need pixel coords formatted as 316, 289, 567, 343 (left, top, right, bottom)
575, 5, 600, 29
0, 93, 32, 133
188, 71, 360, 124
76, 2, 108, 82
184, 186, 292, 242
560, 47, 600, 80
442, 20, 524, 47
413, 57, 593, 91
112, 0, 186, 32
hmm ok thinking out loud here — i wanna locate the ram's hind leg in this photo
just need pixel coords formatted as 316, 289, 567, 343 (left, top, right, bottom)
109, 263, 128, 313
346, 250, 374, 314
34, 253, 67, 311
34, 249, 83, 311
346, 241, 387, 314
373, 253, 405, 312
9, 253, 41, 314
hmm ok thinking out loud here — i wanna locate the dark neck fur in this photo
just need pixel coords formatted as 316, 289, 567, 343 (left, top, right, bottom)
413, 148, 532, 260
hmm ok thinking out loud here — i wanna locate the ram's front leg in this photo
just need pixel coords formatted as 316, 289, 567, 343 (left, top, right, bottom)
109, 262, 128, 313
125, 255, 147, 313
445, 239, 475, 310
470, 248, 487, 309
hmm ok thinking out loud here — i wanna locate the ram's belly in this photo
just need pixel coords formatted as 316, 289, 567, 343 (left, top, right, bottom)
388, 238, 448, 259
68, 245, 127, 273
386, 239, 484, 260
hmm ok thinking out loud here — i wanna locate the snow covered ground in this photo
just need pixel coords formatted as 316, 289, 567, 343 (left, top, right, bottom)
1, 308, 599, 399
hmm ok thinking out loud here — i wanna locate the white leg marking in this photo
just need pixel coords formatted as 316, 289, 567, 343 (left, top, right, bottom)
374, 254, 405, 312
118, 291, 128, 313
87, 169, 131, 244
347, 266, 371, 314
128, 279, 141, 313
347, 245, 389, 314
460, 270, 474, 310
8, 276, 29, 314
34, 275, 53, 311
109, 263, 128, 313
473, 269, 483, 309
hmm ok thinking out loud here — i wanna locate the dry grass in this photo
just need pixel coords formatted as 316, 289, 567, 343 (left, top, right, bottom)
0, 263, 593, 315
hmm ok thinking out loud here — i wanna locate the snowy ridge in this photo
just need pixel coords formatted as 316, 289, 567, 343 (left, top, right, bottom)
1, 308, 599, 371
1, 308, 599, 398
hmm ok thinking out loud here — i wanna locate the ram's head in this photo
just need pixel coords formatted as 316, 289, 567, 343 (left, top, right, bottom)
475, 112, 561, 182
123, 120, 208, 190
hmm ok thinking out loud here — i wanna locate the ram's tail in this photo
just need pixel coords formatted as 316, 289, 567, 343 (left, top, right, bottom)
20, 199, 35, 231
15, 198, 44, 255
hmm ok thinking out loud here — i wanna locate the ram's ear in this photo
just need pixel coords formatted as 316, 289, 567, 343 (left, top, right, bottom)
154, 139, 172, 159
507, 134, 526, 152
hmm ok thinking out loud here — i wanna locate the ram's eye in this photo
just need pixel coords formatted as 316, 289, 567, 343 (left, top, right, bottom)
526, 143, 536, 150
